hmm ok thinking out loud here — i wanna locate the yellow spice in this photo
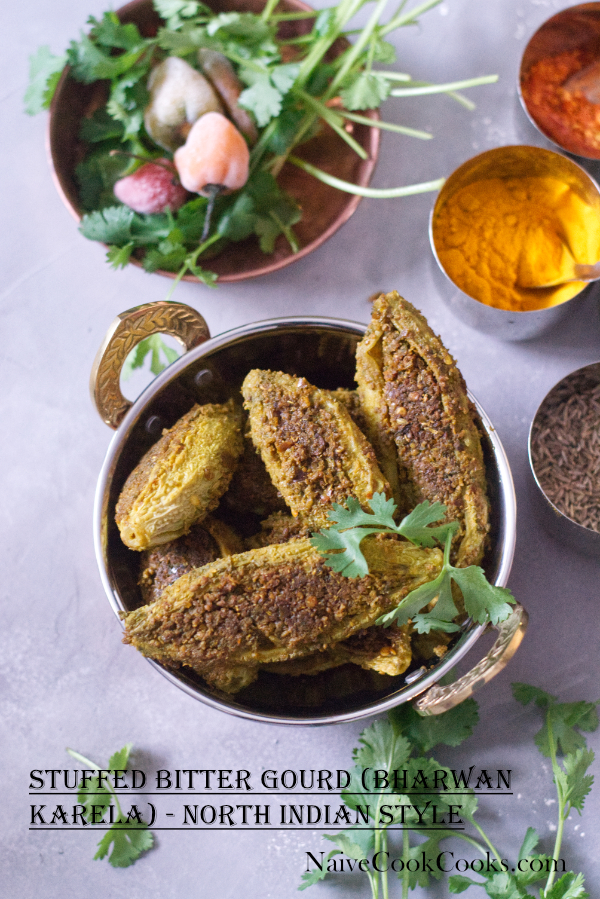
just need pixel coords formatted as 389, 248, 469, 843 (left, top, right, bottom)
433, 175, 600, 312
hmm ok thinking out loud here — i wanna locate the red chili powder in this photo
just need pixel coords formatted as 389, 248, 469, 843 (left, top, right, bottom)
521, 47, 600, 158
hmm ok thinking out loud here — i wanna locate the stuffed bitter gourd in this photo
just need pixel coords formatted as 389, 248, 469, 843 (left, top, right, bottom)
355, 292, 489, 567
242, 370, 390, 528
116, 399, 243, 551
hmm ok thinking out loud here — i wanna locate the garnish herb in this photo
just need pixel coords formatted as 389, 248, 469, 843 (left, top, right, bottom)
310, 494, 515, 633
25, 0, 497, 289
299, 684, 598, 899
66, 744, 154, 868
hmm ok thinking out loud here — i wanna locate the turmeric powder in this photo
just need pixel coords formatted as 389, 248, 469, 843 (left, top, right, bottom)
432, 175, 600, 312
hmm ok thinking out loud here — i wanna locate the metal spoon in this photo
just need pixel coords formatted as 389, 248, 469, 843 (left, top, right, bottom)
519, 259, 600, 289
563, 59, 600, 104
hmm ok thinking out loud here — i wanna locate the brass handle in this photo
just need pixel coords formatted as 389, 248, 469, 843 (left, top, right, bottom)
413, 603, 528, 716
90, 301, 210, 429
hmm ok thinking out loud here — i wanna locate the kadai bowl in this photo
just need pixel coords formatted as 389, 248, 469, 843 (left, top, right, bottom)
92, 299, 524, 725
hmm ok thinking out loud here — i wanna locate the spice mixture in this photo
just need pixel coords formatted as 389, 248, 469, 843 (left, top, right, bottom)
521, 47, 600, 159
531, 378, 600, 532
432, 175, 600, 312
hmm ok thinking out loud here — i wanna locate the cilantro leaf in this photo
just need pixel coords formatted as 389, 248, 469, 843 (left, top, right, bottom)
353, 718, 411, 771
514, 854, 557, 888
108, 744, 132, 771
89, 12, 144, 51
79, 206, 136, 244
107, 243, 135, 269
397, 500, 456, 547
389, 699, 479, 751
94, 822, 153, 868
544, 871, 588, 899
67, 33, 146, 84
449, 873, 483, 894
518, 827, 540, 861
340, 766, 377, 818
513, 685, 599, 758
67, 744, 154, 868
122, 334, 180, 380
154, 0, 212, 30
561, 748, 595, 813
340, 71, 391, 110
512, 683, 555, 709
298, 849, 340, 890
403, 830, 450, 888
476, 871, 527, 898
325, 827, 374, 860
311, 525, 381, 577
451, 565, 515, 626
79, 108, 125, 143
76, 146, 128, 211
24, 46, 66, 115
77, 777, 112, 823
239, 75, 284, 127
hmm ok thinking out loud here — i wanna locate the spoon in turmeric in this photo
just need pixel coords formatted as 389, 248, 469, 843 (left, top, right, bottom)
516, 224, 600, 288
519, 260, 600, 289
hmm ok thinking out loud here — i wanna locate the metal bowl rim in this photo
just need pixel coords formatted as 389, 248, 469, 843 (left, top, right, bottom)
428, 144, 600, 316
517, 3, 600, 161
93, 314, 517, 725
528, 360, 600, 537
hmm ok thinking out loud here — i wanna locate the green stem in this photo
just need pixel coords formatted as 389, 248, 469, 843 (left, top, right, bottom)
289, 155, 444, 197
261, 0, 280, 21
295, 0, 367, 89
66, 748, 125, 822
249, 117, 280, 174
544, 713, 565, 896
327, 0, 390, 96
294, 88, 369, 158
453, 832, 491, 856
269, 211, 299, 253
269, 10, 318, 19
375, 70, 412, 82
379, 0, 442, 35
390, 74, 498, 97
401, 827, 410, 899
381, 827, 390, 899
166, 232, 221, 298
341, 110, 432, 139
465, 815, 504, 866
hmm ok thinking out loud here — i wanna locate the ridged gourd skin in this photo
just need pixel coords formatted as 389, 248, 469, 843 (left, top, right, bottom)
138, 517, 244, 605
241, 370, 391, 528
355, 291, 489, 568
264, 622, 413, 678
122, 535, 442, 692
115, 400, 243, 551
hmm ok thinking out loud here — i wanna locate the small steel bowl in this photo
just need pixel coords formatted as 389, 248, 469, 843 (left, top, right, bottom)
519, 3, 600, 161
529, 362, 600, 557
47, 0, 379, 284
429, 145, 600, 341
92, 302, 524, 725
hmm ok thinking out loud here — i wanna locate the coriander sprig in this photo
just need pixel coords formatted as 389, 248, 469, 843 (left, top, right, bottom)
66, 744, 154, 868
300, 685, 598, 899
25, 0, 497, 292
310, 493, 515, 633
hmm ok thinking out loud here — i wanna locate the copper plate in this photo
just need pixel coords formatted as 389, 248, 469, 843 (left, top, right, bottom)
46, 0, 380, 283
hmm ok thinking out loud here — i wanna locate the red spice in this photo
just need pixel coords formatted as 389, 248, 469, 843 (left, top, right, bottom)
521, 47, 600, 158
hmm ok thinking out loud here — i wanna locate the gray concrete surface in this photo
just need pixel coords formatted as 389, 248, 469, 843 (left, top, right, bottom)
2, 0, 599, 895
